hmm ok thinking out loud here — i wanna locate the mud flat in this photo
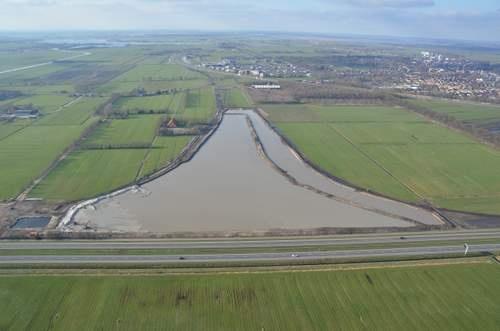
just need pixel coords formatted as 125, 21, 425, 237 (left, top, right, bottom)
70, 112, 441, 234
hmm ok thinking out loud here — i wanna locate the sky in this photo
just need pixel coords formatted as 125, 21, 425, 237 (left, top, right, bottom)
0, 0, 499, 42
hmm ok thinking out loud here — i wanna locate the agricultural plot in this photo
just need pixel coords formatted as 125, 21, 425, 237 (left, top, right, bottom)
0, 64, 67, 83
114, 94, 178, 113
35, 97, 104, 126
277, 122, 419, 202
0, 122, 29, 141
175, 87, 216, 124
139, 136, 193, 177
223, 87, 253, 108
84, 115, 161, 147
98, 63, 209, 94
411, 98, 500, 125
0, 124, 91, 200
268, 104, 500, 214
1, 84, 75, 95
113, 64, 204, 82
265, 104, 424, 123
30, 149, 147, 201
0, 262, 499, 330
140, 79, 209, 91
99, 78, 210, 95
11, 94, 74, 113
0, 49, 63, 72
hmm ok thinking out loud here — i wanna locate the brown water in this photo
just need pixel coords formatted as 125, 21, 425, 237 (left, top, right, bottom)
71, 112, 437, 233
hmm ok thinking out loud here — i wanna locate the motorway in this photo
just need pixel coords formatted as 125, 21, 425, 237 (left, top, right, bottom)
1, 230, 499, 250
0, 244, 499, 264
0, 230, 499, 264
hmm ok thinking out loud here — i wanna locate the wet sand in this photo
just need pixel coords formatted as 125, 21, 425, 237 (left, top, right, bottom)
73, 113, 417, 233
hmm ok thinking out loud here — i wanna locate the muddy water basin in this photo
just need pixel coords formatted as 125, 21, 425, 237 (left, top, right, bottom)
70, 111, 441, 234
11, 216, 51, 229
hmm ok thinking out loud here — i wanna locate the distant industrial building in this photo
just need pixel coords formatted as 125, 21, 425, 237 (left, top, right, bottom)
251, 84, 281, 89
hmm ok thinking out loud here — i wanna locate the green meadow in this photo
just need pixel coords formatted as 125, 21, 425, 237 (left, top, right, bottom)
0, 262, 499, 330
266, 104, 500, 214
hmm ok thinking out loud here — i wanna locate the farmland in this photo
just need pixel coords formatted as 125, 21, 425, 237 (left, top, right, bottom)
100, 64, 208, 94
410, 98, 500, 125
265, 104, 500, 214
35, 97, 104, 126
0, 122, 94, 200
175, 87, 217, 124
0, 261, 499, 330
114, 94, 179, 113
113, 64, 204, 82
222, 87, 253, 108
30, 149, 147, 201
10, 94, 74, 113
0, 44, 220, 203
139, 136, 193, 177
84, 115, 161, 147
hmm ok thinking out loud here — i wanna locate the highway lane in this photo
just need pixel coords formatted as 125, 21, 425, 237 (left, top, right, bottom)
1, 244, 499, 264
0, 230, 499, 250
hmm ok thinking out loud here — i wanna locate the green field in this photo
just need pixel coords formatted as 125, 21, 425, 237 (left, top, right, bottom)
84, 115, 161, 147
0, 262, 499, 330
35, 97, 104, 126
0, 122, 30, 141
223, 87, 253, 108
0, 123, 93, 200
410, 99, 500, 125
114, 94, 178, 113
139, 136, 193, 177
266, 104, 500, 214
113, 64, 203, 82
98, 63, 206, 94
30, 149, 147, 201
0, 47, 213, 202
175, 87, 216, 124
11, 94, 74, 113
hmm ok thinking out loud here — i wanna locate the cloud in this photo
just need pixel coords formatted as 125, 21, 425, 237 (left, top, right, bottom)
340, 0, 435, 8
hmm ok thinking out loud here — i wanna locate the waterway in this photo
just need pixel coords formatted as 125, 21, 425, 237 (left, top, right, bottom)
71, 111, 441, 234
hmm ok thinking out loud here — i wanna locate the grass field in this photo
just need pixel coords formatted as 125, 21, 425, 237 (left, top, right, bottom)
84, 115, 161, 147
223, 87, 253, 108
139, 136, 193, 177
30, 149, 147, 201
175, 87, 216, 124
114, 94, 178, 113
0, 122, 30, 141
0, 124, 92, 200
11, 94, 74, 113
114, 64, 203, 82
266, 104, 500, 214
410, 98, 500, 125
35, 97, 104, 126
0, 262, 499, 330
0, 48, 212, 202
